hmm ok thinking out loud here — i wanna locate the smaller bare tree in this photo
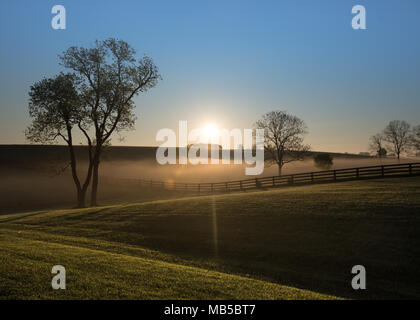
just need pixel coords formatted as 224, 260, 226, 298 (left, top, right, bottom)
369, 133, 387, 158
411, 125, 420, 152
256, 110, 310, 175
383, 120, 411, 160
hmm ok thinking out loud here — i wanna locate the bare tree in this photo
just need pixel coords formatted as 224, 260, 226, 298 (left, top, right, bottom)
369, 133, 387, 158
60, 39, 161, 206
383, 120, 411, 160
26, 73, 93, 207
412, 125, 420, 152
255, 111, 310, 175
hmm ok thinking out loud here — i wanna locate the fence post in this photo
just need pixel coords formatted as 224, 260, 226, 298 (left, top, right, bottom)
150, 180, 153, 187
240, 180, 243, 190
225, 182, 228, 191
381, 165, 384, 177
333, 170, 337, 181
311, 172, 314, 182
198, 184, 201, 194
255, 178, 260, 188
289, 175, 294, 185
356, 168, 359, 179
272, 176, 275, 187
211, 183, 214, 192
409, 164, 412, 176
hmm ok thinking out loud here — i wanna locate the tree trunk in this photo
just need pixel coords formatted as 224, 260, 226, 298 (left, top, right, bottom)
81, 148, 94, 207
77, 188, 87, 208
90, 151, 101, 207
278, 164, 282, 176
69, 161, 84, 208
66, 127, 85, 208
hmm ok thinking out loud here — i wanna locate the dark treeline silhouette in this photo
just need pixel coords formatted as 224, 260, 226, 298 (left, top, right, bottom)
0, 144, 372, 172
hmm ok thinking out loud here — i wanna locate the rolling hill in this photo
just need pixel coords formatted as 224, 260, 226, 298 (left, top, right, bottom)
1, 176, 420, 299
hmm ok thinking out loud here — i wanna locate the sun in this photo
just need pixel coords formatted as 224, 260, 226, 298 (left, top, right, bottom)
202, 123, 219, 141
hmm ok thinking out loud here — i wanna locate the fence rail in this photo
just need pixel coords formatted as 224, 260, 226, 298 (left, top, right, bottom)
125, 162, 420, 194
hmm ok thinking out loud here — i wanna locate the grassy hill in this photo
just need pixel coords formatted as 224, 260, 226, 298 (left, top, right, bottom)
0, 230, 335, 300
1, 176, 420, 299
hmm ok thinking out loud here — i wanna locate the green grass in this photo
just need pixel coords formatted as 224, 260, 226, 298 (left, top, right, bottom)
1, 176, 420, 299
0, 230, 335, 299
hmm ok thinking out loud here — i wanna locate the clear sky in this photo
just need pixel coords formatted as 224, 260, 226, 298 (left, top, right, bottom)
1, 0, 419, 153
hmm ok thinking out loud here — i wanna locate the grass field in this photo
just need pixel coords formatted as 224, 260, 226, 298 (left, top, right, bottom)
1, 176, 420, 299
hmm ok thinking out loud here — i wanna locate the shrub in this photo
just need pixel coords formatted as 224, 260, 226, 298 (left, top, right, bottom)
313, 153, 333, 170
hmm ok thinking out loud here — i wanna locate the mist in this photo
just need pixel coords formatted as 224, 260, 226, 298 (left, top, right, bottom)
2, 154, 416, 214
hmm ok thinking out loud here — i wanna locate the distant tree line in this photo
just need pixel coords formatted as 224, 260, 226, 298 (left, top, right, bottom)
370, 120, 420, 159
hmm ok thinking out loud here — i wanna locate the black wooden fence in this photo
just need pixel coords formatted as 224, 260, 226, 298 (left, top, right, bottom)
128, 162, 420, 194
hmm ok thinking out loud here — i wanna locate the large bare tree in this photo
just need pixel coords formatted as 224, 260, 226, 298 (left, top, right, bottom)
60, 39, 161, 206
383, 120, 411, 159
26, 73, 93, 207
256, 111, 310, 175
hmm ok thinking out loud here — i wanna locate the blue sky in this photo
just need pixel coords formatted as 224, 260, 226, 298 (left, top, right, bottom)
1, 0, 419, 152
